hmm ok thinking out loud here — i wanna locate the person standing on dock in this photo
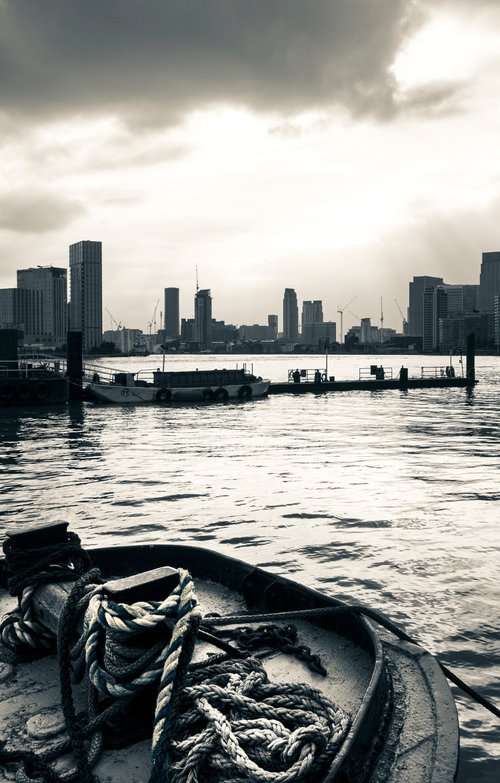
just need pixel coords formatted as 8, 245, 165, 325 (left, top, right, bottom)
293, 369, 301, 383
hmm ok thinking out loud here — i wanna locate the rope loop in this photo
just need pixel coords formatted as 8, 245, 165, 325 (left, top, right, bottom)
0, 531, 92, 654
164, 656, 349, 783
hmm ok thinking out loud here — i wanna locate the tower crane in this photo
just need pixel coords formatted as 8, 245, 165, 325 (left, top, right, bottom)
394, 299, 407, 333
148, 298, 160, 336
337, 294, 358, 344
380, 297, 384, 345
105, 308, 122, 331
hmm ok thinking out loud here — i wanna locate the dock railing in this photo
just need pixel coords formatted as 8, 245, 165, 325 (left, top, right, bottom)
0, 355, 66, 378
81, 363, 155, 386
420, 364, 461, 379
359, 365, 394, 381
287, 368, 331, 384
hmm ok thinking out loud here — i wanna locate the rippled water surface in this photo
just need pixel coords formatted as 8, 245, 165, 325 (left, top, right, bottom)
1, 353, 499, 782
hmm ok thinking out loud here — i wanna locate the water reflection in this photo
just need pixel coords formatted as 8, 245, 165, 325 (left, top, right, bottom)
0, 355, 499, 780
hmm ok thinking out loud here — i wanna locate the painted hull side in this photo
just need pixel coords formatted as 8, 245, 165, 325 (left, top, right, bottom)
89, 379, 270, 404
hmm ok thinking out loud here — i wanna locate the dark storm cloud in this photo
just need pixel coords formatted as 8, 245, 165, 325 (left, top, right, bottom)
0, 0, 415, 126
0, 190, 85, 233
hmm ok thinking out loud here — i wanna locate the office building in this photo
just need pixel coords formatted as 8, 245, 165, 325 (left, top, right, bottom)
69, 240, 102, 351
17, 266, 67, 348
479, 252, 500, 312
408, 276, 443, 337
181, 318, 195, 342
301, 300, 323, 333
444, 284, 479, 315
0, 289, 31, 339
423, 286, 448, 351
283, 288, 298, 342
194, 289, 212, 349
164, 288, 180, 338
268, 315, 278, 340
360, 318, 371, 344
302, 321, 336, 346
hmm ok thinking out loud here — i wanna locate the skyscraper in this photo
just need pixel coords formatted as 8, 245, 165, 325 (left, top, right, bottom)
283, 288, 298, 341
423, 285, 448, 351
17, 266, 67, 348
268, 314, 278, 340
479, 252, 500, 312
194, 289, 212, 349
408, 276, 443, 337
301, 300, 323, 333
69, 241, 102, 351
164, 288, 180, 338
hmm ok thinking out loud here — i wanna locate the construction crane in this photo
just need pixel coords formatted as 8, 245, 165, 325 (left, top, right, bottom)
105, 308, 122, 331
337, 295, 358, 344
380, 297, 384, 345
148, 298, 160, 336
394, 299, 407, 333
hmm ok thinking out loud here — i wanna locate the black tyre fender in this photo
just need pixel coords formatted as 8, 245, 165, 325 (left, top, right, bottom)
0, 382, 14, 400
238, 385, 253, 400
202, 388, 213, 401
34, 381, 49, 401
156, 388, 172, 403
16, 380, 31, 400
214, 387, 229, 401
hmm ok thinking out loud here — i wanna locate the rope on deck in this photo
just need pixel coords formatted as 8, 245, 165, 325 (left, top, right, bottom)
165, 656, 349, 783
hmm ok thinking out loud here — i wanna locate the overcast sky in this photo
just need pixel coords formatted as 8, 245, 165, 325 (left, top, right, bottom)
1, 0, 499, 333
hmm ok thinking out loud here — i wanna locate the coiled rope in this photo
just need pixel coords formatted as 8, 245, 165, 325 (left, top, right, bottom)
0, 531, 92, 654
165, 656, 349, 783
1, 553, 350, 783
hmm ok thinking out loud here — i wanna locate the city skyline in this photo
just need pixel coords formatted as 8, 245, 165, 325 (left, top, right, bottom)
1, 2, 500, 333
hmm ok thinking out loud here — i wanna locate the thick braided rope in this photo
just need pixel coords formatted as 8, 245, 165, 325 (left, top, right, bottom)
166, 657, 349, 783
0, 532, 92, 654
151, 571, 200, 748
0, 583, 55, 651
82, 569, 197, 699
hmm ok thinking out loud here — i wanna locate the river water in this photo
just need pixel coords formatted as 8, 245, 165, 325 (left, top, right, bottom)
1, 353, 499, 782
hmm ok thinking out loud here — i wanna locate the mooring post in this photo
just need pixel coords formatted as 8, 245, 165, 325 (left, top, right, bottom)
3, 522, 180, 638
66, 330, 83, 400
399, 366, 408, 390
466, 332, 475, 386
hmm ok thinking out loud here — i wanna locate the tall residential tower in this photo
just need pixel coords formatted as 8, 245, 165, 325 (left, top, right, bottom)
283, 288, 298, 342
164, 288, 180, 338
17, 266, 67, 348
69, 241, 102, 351
194, 289, 212, 349
479, 252, 500, 312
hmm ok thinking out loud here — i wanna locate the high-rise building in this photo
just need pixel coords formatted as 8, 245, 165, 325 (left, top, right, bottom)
194, 289, 212, 349
479, 252, 500, 312
283, 288, 298, 342
69, 240, 102, 351
360, 317, 371, 343
423, 286, 448, 351
164, 288, 180, 338
302, 321, 336, 346
408, 276, 443, 337
443, 284, 479, 315
0, 289, 31, 339
17, 266, 67, 348
268, 315, 278, 340
302, 300, 323, 333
